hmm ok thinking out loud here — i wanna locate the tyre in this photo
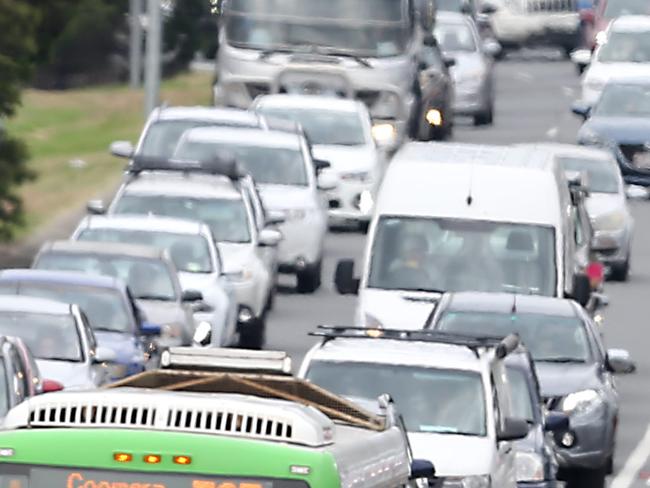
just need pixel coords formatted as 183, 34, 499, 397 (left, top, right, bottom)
473, 104, 494, 126
238, 316, 265, 350
609, 258, 630, 282
567, 467, 606, 488
265, 287, 276, 312
296, 260, 322, 294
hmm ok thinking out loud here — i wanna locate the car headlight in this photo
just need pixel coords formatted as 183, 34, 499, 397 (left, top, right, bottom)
226, 268, 254, 282
595, 211, 626, 232
371, 122, 398, 147
340, 171, 370, 183
443, 475, 491, 488
106, 363, 129, 380
561, 389, 605, 419
516, 451, 545, 482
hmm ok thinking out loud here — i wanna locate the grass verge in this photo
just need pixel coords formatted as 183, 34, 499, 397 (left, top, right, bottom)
7, 71, 213, 240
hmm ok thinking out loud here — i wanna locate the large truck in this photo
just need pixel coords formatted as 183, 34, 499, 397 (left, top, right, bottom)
213, 0, 437, 148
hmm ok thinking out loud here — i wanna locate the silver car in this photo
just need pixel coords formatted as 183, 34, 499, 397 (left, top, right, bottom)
435, 11, 497, 125
32, 240, 197, 348
0, 296, 114, 391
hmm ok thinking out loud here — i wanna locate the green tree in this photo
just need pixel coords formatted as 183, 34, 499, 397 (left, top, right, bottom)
0, 0, 37, 240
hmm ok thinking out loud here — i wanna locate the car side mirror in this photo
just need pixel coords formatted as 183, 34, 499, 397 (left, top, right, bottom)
317, 172, 338, 192
570, 49, 592, 70
93, 346, 117, 364
410, 459, 436, 480
313, 159, 331, 173
497, 417, 530, 442
443, 56, 456, 68
570, 273, 591, 307
544, 411, 570, 433
606, 349, 636, 374
193, 321, 212, 347
110, 140, 135, 159
42, 379, 64, 393
480, 2, 498, 14
571, 101, 591, 120
266, 209, 286, 226
259, 228, 282, 247
483, 38, 502, 57
140, 322, 162, 336
334, 259, 360, 295
86, 199, 107, 215
182, 289, 203, 302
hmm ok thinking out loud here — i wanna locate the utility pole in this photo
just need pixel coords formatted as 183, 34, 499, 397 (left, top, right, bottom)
129, 0, 143, 88
144, 0, 162, 116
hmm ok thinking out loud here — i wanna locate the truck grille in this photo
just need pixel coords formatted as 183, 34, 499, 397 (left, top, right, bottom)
526, 0, 577, 12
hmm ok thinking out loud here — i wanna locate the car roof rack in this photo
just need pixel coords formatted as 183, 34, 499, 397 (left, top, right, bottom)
160, 347, 292, 375
310, 326, 521, 359
127, 154, 244, 181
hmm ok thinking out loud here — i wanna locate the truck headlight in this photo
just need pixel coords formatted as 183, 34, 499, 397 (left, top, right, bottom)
371, 123, 397, 147
516, 451, 545, 482
443, 475, 491, 488
561, 389, 605, 419
595, 211, 626, 232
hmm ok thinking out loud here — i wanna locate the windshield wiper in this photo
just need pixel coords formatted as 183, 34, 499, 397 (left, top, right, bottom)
136, 294, 173, 302
314, 47, 372, 67
93, 326, 122, 333
536, 357, 586, 364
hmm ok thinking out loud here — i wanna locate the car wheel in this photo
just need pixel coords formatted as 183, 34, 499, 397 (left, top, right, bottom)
238, 315, 265, 350
567, 467, 606, 488
609, 257, 630, 282
473, 103, 494, 126
296, 260, 322, 294
265, 287, 276, 312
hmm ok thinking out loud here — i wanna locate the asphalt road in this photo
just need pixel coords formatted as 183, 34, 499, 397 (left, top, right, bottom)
266, 49, 650, 487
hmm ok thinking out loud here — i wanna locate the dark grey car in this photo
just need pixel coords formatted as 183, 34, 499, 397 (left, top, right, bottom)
428, 292, 636, 488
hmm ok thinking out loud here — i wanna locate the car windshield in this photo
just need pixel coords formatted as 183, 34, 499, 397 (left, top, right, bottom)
257, 107, 367, 146
113, 194, 252, 243
224, 0, 410, 57
15, 284, 131, 334
174, 141, 308, 186
367, 217, 557, 296
507, 367, 535, 423
0, 360, 8, 418
0, 312, 82, 362
437, 0, 470, 12
306, 361, 486, 436
35, 253, 178, 302
76, 228, 213, 274
593, 83, 650, 117
435, 21, 477, 52
604, 0, 650, 17
559, 156, 620, 194
437, 311, 592, 362
597, 31, 650, 63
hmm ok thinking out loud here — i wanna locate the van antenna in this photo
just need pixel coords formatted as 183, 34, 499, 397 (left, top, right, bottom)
466, 159, 475, 206
511, 295, 517, 314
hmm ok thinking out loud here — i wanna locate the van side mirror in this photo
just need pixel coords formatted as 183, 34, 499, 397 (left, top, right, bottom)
410, 459, 436, 480
544, 411, 570, 433
110, 140, 135, 159
314, 159, 331, 173
334, 259, 360, 295
571, 101, 591, 120
182, 289, 203, 302
259, 228, 282, 247
571, 273, 591, 307
443, 56, 456, 68
497, 417, 530, 442
86, 200, 107, 215
606, 349, 636, 374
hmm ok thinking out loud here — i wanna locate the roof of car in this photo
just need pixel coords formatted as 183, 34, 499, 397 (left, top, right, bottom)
255, 94, 365, 113
437, 292, 578, 318
39, 240, 168, 261
0, 269, 125, 291
121, 172, 242, 200
149, 106, 264, 126
517, 142, 615, 161
77, 215, 210, 237
179, 127, 302, 150
0, 295, 73, 315
306, 337, 486, 373
610, 15, 650, 32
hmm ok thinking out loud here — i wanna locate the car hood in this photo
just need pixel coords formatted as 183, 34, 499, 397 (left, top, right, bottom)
218, 242, 255, 274
93, 330, 139, 364
535, 362, 601, 398
408, 432, 494, 476
358, 288, 440, 329
448, 52, 486, 82
585, 192, 627, 219
257, 184, 315, 212
580, 117, 650, 144
136, 299, 185, 326
312, 144, 378, 174
36, 360, 91, 390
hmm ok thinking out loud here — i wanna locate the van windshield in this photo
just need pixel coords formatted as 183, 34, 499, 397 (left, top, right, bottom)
367, 217, 556, 296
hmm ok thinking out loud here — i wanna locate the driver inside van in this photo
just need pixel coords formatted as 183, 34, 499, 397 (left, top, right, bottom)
444, 234, 504, 292
389, 233, 433, 290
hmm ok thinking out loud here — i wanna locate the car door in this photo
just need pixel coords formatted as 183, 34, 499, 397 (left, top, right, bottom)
242, 178, 277, 279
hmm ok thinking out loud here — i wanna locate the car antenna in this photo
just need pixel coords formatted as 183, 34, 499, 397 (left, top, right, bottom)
466, 161, 475, 206
511, 294, 517, 314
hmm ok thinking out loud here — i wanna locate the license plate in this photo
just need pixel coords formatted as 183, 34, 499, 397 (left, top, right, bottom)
633, 152, 650, 168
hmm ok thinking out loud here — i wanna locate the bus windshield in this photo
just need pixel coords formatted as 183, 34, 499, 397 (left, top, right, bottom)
224, 0, 411, 57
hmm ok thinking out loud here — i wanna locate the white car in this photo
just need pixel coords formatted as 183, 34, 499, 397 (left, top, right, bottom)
71, 215, 239, 349
299, 328, 528, 488
253, 94, 383, 230
173, 126, 329, 293
580, 16, 650, 106
91, 161, 281, 349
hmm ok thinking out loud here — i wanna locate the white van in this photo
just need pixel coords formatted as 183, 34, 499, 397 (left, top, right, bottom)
335, 143, 593, 329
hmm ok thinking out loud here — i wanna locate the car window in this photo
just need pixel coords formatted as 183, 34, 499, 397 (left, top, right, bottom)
80, 311, 97, 353
8, 348, 26, 402
0, 359, 9, 418
559, 156, 620, 194
506, 368, 535, 422
435, 21, 478, 52
306, 361, 487, 436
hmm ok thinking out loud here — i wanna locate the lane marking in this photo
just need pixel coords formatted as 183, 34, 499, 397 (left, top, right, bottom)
611, 424, 650, 488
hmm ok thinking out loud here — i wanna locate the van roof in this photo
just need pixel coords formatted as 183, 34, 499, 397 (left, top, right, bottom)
377, 143, 564, 225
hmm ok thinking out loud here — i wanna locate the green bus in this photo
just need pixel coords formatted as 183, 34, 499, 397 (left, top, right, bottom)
0, 349, 433, 488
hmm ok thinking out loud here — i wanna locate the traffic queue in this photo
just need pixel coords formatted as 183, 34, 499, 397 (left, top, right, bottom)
0, 0, 648, 487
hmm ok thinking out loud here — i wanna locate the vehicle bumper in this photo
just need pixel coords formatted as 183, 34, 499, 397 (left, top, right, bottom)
453, 86, 487, 116
591, 229, 630, 267
276, 213, 326, 269
553, 412, 611, 471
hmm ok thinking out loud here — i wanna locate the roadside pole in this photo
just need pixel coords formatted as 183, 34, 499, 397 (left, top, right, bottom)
129, 0, 143, 88
144, 0, 162, 116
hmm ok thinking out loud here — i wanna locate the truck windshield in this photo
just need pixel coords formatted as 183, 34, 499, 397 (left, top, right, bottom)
367, 217, 557, 296
307, 361, 487, 436
0, 467, 310, 488
224, 0, 411, 57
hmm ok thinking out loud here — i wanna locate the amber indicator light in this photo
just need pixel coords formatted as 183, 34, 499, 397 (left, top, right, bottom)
144, 454, 162, 464
113, 452, 132, 463
174, 455, 192, 465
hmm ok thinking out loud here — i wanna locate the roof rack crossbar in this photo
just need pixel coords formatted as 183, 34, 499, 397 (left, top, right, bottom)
311, 326, 520, 359
127, 155, 244, 181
